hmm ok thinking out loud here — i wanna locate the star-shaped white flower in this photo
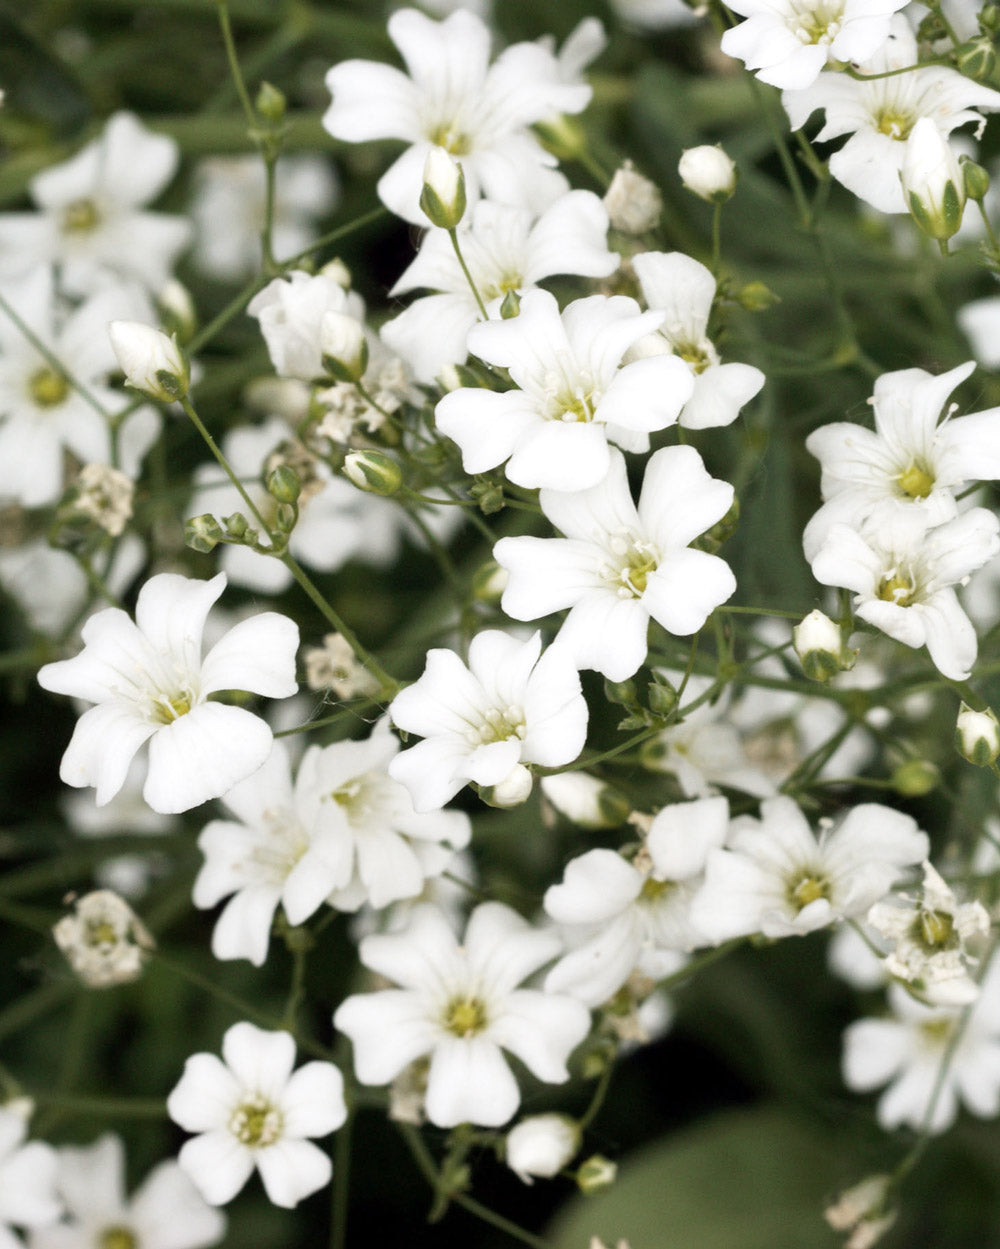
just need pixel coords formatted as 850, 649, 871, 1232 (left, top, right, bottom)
37, 572, 299, 814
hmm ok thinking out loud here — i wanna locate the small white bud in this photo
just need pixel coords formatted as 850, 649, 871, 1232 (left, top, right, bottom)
108, 320, 189, 401
420, 146, 467, 228
343, 449, 403, 496
320, 311, 368, 383
900, 118, 965, 242
483, 763, 534, 808
825, 1174, 895, 1249
505, 1114, 581, 1184
540, 772, 629, 829
321, 257, 352, 288
679, 145, 737, 203
956, 702, 1000, 766
156, 278, 197, 343
792, 609, 855, 682
604, 161, 662, 233
575, 1153, 617, 1194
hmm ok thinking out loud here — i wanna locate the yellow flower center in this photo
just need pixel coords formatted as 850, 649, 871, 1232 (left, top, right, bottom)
230, 1095, 283, 1146
29, 367, 69, 408
444, 996, 488, 1037
789, 874, 830, 909
918, 909, 955, 949
61, 197, 102, 233
639, 876, 673, 902
150, 690, 194, 724
877, 572, 915, 607
921, 1018, 955, 1045
428, 123, 470, 155
897, 461, 934, 499
677, 342, 712, 375
86, 920, 120, 947
99, 1228, 138, 1249
874, 108, 914, 140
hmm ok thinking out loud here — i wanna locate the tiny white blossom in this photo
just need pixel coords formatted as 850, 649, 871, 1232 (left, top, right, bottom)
108, 321, 188, 401
603, 162, 662, 234
37, 572, 299, 814
678, 145, 736, 202
247, 270, 365, 382
334, 902, 591, 1127
53, 890, 154, 987
0, 1109, 61, 1244
505, 1114, 580, 1184
167, 1022, 346, 1208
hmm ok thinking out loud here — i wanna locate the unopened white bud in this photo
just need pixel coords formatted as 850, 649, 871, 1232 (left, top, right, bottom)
420, 146, 467, 228
604, 161, 662, 234
156, 278, 197, 343
679, 145, 737, 203
109, 320, 189, 401
343, 449, 403, 496
541, 772, 629, 829
576, 1153, 617, 1194
320, 311, 368, 383
321, 257, 352, 288
505, 1114, 580, 1184
900, 118, 965, 242
793, 609, 855, 682
53, 889, 155, 988
483, 763, 533, 808
825, 1174, 895, 1249
956, 702, 1000, 766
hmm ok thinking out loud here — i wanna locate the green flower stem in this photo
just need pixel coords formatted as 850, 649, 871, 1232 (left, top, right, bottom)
215, 1, 257, 128
578, 1059, 614, 1131
448, 228, 489, 320
843, 58, 950, 81
329, 1103, 353, 1249
35, 991, 94, 1135
0, 983, 73, 1045
710, 200, 723, 275
655, 939, 745, 994
0, 835, 190, 898
178, 395, 271, 530
978, 200, 1000, 253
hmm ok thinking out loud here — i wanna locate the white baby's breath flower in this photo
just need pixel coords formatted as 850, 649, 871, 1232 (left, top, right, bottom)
505, 1114, 580, 1184
603, 162, 662, 233
53, 890, 154, 988
0, 1108, 61, 1243
167, 1023, 346, 1208
71, 464, 134, 537
304, 632, 381, 699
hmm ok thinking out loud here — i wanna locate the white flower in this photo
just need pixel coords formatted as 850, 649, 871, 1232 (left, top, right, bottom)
631, 251, 765, 429
540, 772, 628, 829
388, 629, 588, 812
610, 0, 701, 29
195, 724, 471, 964
494, 446, 736, 680
867, 861, 990, 1005
842, 956, 1000, 1132
544, 797, 729, 1007
900, 116, 965, 241
37, 571, 299, 814
603, 162, 662, 234
247, 270, 365, 382
720, 0, 909, 92
382, 191, 618, 383
303, 632, 381, 699
191, 154, 338, 282
810, 510, 1000, 681
959, 295, 1000, 369
0, 112, 192, 296
782, 16, 1000, 214
0, 266, 160, 507
436, 288, 692, 491
0, 1109, 60, 1244
678, 146, 736, 202
505, 1114, 580, 1184
334, 902, 591, 1128
956, 701, 1000, 766
691, 795, 928, 942
803, 361, 1000, 558
30, 1133, 225, 1249
108, 321, 187, 401
53, 890, 154, 988
167, 1023, 346, 1208
322, 8, 590, 224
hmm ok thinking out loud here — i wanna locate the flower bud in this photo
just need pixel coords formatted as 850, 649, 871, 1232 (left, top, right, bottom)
956, 36, 997, 83
540, 772, 630, 829
185, 513, 225, 553
533, 115, 586, 162
108, 321, 189, 401
471, 559, 509, 602
256, 80, 286, 123
481, 763, 533, 808
962, 157, 991, 203
981, 3, 1000, 34
156, 278, 197, 344
604, 160, 662, 234
955, 702, 1000, 766
505, 1114, 581, 1184
321, 257, 352, 288
793, 609, 856, 682
266, 464, 302, 505
679, 145, 737, 203
900, 118, 965, 242
500, 289, 521, 319
320, 311, 368, 383
343, 450, 403, 496
575, 1154, 617, 1194
419, 146, 467, 228
891, 758, 939, 797
825, 1174, 895, 1248
737, 281, 780, 312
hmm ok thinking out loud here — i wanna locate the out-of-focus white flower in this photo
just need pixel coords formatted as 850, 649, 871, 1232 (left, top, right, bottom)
610, 0, 701, 30
304, 632, 381, 699
247, 270, 365, 382
692, 795, 927, 942
323, 8, 590, 224
32, 1133, 225, 1249
842, 955, 1000, 1132
720, 0, 909, 92
0, 1108, 61, 1243
867, 861, 990, 1005
53, 890, 154, 988
334, 902, 591, 1127
108, 320, 188, 401
383, 192, 618, 383
167, 1022, 346, 1208
810, 510, 1000, 681
603, 162, 662, 234
191, 154, 338, 281
678, 145, 736, 202
388, 629, 588, 812
792, 608, 853, 681
320, 311, 368, 383
824, 1174, 895, 1249
782, 17, 1000, 215
37, 571, 299, 813
901, 116, 966, 241
505, 1114, 580, 1184
540, 772, 629, 830
495, 445, 736, 680
959, 295, 1000, 369
631, 251, 764, 429
436, 289, 692, 491
0, 112, 192, 295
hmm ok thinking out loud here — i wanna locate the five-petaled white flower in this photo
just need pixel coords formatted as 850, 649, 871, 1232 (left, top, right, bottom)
435, 288, 693, 491
334, 902, 591, 1127
388, 629, 588, 812
494, 446, 736, 680
167, 1022, 346, 1208
37, 572, 299, 814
